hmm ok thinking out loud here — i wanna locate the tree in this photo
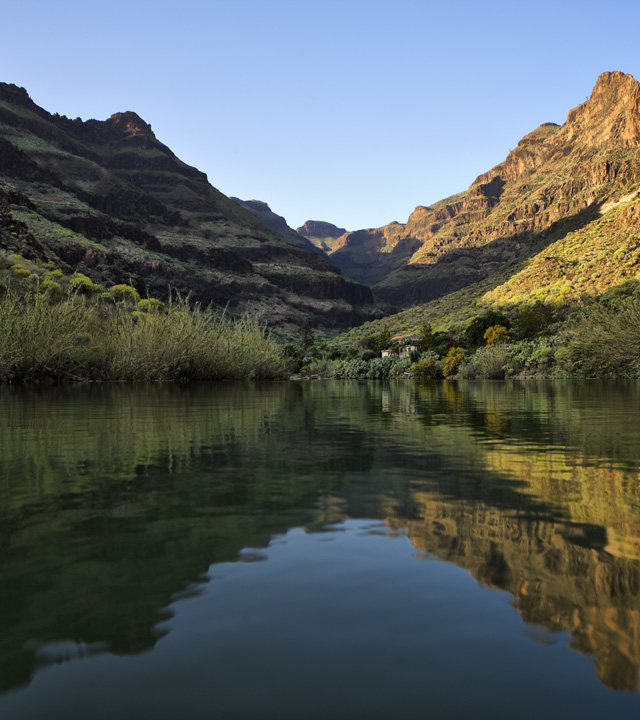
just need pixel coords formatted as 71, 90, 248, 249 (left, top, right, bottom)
463, 311, 511, 348
484, 325, 510, 347
298, 320, 315, 351
361, 326, 392, 354
513, 301, 555, 339
443, 347, 467, 376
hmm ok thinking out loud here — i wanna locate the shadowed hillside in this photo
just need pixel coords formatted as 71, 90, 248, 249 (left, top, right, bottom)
0, 83, 383, 329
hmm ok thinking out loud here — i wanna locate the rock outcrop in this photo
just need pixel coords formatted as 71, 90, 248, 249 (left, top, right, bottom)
296, 219, 348, 252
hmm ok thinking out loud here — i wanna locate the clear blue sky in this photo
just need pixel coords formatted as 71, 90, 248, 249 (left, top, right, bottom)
3, 0, 640, 231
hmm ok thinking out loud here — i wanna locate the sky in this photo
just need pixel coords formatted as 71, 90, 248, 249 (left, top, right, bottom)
2, 0, 640, 231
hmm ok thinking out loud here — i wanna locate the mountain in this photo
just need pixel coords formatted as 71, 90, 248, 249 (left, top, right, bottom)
0, 83, 382, 329
325, 71, 640, 309
230, 198, 322, 255
296, 220, 347, 253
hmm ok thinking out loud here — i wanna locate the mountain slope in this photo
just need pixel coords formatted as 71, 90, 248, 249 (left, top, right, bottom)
296, 220, 347, 253
230, 198, 322, 255
0, 83, 382, 329
326, 72, 640, 307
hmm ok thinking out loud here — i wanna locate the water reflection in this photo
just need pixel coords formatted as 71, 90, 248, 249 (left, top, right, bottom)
0, 380, 639, 702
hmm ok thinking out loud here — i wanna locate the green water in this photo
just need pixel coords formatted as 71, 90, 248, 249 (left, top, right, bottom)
1, 380, 640, 718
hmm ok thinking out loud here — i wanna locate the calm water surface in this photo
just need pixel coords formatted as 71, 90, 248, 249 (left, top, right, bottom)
1, 380, 640, 718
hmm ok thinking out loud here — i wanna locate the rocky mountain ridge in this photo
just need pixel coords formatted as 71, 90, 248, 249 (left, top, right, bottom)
230, 198, 322, 255
0, 83, 382, 329
324, 71, 640, 307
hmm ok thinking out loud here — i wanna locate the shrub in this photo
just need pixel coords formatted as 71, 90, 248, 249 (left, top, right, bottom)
360, 349, 378, 362
334, 358, 369, 379
12, 266, 31, 277
443, 347, 467, 376
70, 273, 103, 295
411, 356, 442, 380
504, 337, 559, 375
102, 300, 286, 381
388, 358, 412, 377
484, 325, 510, 347
109, 284, 141, 304
39, 279, 63, 299
459, 345, 509, 379
305, 356, 337, 377
0, 291, 287, 382
138, 298, 167, 313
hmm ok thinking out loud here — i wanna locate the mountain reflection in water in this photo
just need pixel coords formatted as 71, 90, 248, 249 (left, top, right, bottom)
0, 380, 639, 714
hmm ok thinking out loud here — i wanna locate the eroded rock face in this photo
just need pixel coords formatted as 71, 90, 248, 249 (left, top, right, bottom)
0, 83, 383, 329
561, 71, 640, 149
322, 71, 640, 306
297, 219, 347, 239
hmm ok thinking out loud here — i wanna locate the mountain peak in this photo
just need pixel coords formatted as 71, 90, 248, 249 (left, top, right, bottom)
562, 70, 640, 148
106, 111, 156, 138
0, 82, 31, 106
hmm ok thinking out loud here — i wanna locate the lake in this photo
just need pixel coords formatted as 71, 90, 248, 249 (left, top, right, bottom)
1, 380, 639, 719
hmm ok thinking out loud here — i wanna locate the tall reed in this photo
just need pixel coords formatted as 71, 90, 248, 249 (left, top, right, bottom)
0, 291, 94, 381
564, 298, 640, 377
0, 291, 287, 382
102, 300, 287, 381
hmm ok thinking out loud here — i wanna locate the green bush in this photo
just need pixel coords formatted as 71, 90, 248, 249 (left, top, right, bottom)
44, 269, 64, 279
102, 300, 286, 381
504, 337, 562, 376
109, 284, 141, 304
0, 291, 287, 382
459, 345, 509, 379
70, 273, 103, 295
332, 355, 410, 380
360, 349, 379, 362
411, 355, 442, 380
138, 298, 167, 313
388, 358, 412, 377
39, 279, 63, 299
12, 266, 31, 277
305, 356, 337, 377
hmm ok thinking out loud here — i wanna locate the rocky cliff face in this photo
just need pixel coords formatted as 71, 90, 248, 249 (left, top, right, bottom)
324, 71, 640, 306
0, 83, 381, 329
296, 219, 348, 252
